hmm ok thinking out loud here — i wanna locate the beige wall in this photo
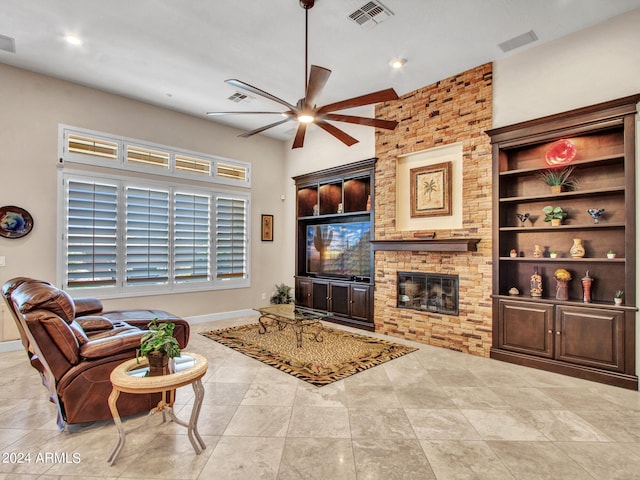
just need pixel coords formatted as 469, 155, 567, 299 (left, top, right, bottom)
0, 63, 288, 338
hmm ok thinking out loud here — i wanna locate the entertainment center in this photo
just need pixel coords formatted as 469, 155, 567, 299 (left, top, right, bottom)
293, 159, 376, 330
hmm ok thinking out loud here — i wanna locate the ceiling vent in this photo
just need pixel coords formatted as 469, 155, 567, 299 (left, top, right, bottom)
347, 1, 394, 30
227, 92, 253, 103
0, 34, 16, 54
498, 30, 538, 53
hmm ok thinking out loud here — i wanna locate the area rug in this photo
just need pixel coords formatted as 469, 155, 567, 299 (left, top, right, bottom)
201, 323, 417, 386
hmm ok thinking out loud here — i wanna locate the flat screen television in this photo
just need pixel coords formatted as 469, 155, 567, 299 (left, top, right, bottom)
306, 221, 371, 279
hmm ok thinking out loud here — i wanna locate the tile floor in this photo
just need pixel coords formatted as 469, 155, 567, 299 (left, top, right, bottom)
1, 315, 640, 479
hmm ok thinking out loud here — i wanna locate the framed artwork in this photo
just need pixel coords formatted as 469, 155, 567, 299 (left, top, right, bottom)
261, 214, 273, 241
410, 162, 452, 217
0, 205, 34, 239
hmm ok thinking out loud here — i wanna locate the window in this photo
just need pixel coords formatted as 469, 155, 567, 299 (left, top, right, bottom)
59, 126, 250, 297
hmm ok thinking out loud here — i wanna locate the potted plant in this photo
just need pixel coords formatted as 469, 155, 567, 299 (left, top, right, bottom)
542, 206, 567, 226
536, 166, 576, 193
270, 283, 294, 304
614, 290, 623, 305
550, 250, 558, 258
509, 248, 518, 258
607, 249, 616, 259
137, 319, 181, 376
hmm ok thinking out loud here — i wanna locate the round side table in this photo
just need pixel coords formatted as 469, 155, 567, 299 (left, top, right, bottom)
107, 352, 208, 465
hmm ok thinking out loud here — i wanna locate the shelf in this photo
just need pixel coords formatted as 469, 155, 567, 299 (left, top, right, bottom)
499, 186, 625, 203
492, 294, 637, 311
498, 154, 624, 176
371, 238, 480, 252
499, 257, 625, 263
499, 222, 625, 232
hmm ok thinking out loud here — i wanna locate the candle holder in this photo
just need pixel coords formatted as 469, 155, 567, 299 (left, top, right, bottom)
516, 213, 530, 227
587, 208, 605, 224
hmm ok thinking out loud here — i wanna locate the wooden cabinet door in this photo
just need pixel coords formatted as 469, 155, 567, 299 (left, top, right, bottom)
295, 278, 313, 308
498, 300, 554, 358
556, 306, 625, 372
311, 281, 329, 311
330, 283, 350, 316
350, 284, 372, 322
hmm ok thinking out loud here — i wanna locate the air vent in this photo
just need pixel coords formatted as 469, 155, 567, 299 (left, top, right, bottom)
498, 30, 538, 53
348, 1, 394, 30
227, 92, 253, 103
0, 34, 16, 54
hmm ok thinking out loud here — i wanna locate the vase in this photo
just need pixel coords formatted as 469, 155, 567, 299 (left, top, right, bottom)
569, 238, 585, 258
530, 269, 542, 297
533, 244, 542, 258
581, 271, 593, 303
147, 351, 169, 377
556, 279, 569, 301
614, 297, 623, 306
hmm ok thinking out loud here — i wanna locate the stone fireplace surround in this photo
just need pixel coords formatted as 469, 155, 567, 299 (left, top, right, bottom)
372, 63, 493, 357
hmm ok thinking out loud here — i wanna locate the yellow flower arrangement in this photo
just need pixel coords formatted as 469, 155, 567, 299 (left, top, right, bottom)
554, 268, 572, 281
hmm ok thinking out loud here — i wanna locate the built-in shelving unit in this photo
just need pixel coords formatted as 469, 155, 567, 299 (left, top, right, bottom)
487, 94, 640, 389
293, 159, 376, 331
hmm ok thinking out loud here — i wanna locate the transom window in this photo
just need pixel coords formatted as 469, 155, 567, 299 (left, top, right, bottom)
58, 126, 250, 297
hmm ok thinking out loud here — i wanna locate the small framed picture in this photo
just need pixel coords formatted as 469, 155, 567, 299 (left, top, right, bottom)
410, 161, 452, 217
261, 214, 273, 241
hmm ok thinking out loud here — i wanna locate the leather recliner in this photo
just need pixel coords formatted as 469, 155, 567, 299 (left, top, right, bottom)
2, 277, 190, 430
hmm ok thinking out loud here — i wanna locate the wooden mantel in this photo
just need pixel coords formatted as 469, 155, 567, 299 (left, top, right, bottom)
370, 238, 480, 252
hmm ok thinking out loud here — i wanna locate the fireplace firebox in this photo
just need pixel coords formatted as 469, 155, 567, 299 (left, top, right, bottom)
397, 272, 459, 315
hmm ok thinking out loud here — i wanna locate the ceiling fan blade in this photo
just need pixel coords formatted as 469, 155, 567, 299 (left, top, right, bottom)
206, 111, 287, 116
315, 120, 359, 146
317, 88, 399, 114
226, 79, 297, 110
323, 113, 398, 130
238, 118, 292, 138
292, 123, 308, 149
305, 65, 331, 107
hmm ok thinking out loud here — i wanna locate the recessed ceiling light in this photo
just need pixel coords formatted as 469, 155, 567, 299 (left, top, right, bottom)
64, 34, 83, 46
390, 58, 406, 69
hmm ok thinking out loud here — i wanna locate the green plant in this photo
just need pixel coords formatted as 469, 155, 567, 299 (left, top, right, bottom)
270, 283, 294, 304
136, 319, 181, 362
608, 249, 615, 255
536, 166, 576, 188
542, 206, 567, 222
614, 290, 624, 298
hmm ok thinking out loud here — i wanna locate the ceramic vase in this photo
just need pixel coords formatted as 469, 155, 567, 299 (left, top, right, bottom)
556, 279, 569, 301
581, 271, 593, 303
569, 238, 585, 258
533, 244, 542, 258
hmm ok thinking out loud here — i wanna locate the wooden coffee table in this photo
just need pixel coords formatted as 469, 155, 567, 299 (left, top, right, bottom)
107, 352, 208, 465
254, 304, 328, 347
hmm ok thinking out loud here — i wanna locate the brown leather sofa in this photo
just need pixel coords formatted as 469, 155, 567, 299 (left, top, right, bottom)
2, 277, 190, 430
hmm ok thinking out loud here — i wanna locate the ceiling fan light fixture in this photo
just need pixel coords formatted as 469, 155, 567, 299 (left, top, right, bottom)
64, 33, 83, 46
297, 113, 315, 123
390, 57, 406, 69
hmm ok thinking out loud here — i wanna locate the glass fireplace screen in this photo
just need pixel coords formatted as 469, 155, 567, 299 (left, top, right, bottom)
397, 272, 459, 316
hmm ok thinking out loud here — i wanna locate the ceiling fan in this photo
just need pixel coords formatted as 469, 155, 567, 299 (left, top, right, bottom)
206, 0, 399, 149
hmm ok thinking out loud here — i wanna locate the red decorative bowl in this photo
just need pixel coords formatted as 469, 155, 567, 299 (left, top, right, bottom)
545, 139, 577, 166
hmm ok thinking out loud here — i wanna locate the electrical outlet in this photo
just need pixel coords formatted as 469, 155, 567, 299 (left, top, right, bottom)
261, 292, 267, 300
0, 256, 5, 267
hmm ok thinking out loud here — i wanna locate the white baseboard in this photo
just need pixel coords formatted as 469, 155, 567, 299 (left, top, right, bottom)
0, 339, 22, 353
185, 309, 255, 325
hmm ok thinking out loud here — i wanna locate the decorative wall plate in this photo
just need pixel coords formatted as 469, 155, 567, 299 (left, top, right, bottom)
0, 205, 34, 239
545, 139, 577, 166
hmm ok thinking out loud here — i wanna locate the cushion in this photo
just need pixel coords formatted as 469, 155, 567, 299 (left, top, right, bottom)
40, 316, 80, 365
13, 282, 76, 322
75, 315, 114, 332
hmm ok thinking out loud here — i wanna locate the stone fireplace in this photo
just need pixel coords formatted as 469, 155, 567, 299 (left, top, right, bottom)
373, 63, 493, 357
397, 271, 459, 316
